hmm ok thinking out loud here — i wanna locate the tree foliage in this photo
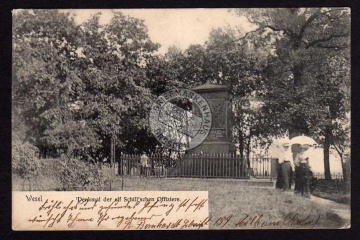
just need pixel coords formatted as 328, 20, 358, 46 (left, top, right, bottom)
12, 133, 42, 180
13, 10, 162, 164
236, 8, 350, 178
58, 157, 107, 191
12, 9, 350, 180
13, 10, 82, 154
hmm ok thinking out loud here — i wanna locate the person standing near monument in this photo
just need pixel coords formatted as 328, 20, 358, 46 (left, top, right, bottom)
276, 142, 293, 190
294, 144, 312, 197
140, 153, 150, 177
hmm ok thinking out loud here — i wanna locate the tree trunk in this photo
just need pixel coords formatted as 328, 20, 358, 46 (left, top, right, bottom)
323, 129, 332, 180
293, 64, 304, 87
246, 134, 252, 168
340, 155, 346, 181
110, 136, 114, 168
239, 129, 244, 159
238, 129, 244, 174
239, 129, 245, 171
117, 152, 122, 176
334, 145, 346, 181
289, 128, 301, 139
289, 63, 308, 139
170, 149, 174, 168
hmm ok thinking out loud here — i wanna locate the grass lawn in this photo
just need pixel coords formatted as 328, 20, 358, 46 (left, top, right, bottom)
110, 177, 346, 229
13, 175, 347, 229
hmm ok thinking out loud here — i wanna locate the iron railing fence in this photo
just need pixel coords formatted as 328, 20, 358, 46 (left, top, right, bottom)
116, 153, 277, 179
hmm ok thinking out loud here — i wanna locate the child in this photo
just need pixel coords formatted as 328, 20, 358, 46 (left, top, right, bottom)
294, 144, 312, 197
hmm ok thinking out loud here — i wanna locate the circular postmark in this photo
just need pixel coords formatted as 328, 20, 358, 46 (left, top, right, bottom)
149, 88, 212, 151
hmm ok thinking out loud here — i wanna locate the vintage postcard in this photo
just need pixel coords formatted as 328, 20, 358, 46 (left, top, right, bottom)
12, 8, 350, 230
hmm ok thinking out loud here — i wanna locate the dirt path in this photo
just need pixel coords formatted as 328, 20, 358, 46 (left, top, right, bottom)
310, 195, 350, 227
281, 190, 350, 228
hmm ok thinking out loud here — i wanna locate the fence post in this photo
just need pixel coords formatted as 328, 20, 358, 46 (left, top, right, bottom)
239, 155, 242, 178
151, 154, 155, 177
131, 154, 135, 177
227, 153, 231, 178
195, 153, 198, 176
235, 154, 239, 178
224, 153, 228, 178
178, 156, 181, 178
204, 153, 207, 178
271, 158, 278, 181
210, 154, 213, 177
184, 154, 187, 177
222, 153, 228, 178
120, 154, 123, 176
231, 153, 234, 178
200, 153, 203, 178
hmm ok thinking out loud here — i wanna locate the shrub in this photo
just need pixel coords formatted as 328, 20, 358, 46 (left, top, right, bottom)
12, 136, 42, 180
58, 156, 108, 191
311, 179, 350, 204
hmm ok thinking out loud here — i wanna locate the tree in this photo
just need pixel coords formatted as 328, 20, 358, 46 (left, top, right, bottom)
204, 27, 274, 161
12, 132, 43, 184
160, 44, 211, 88
160, 27, 274, 161
13, 10, 162, 165
67, 12, 160, 162
13, 10, 83, 157
236, 8, 350, 179
306, 53, 350, 180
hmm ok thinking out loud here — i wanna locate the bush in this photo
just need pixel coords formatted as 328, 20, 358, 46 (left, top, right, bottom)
58, 156, 108, 191
312, 179, 350, 204
12, 136, 43, 180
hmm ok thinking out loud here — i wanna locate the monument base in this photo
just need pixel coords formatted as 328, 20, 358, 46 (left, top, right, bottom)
187, 141, 236, 154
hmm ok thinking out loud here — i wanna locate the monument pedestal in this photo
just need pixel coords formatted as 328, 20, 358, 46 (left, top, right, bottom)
188, 82, 236, 155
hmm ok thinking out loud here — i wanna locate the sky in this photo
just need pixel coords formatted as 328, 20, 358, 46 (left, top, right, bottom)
68, 9, 255, 55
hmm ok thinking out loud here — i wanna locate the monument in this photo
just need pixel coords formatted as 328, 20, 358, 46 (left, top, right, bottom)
188, 81, 236, 154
